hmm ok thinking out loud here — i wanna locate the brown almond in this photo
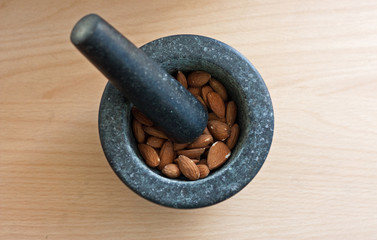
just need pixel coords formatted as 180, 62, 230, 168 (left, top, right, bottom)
143, 127, 169, 139
208, 120, 231, 141
201, 85, 214, 107
209, 78, 228, 101
132, 119, 145, 143
208, 92, 225, 118
188, 87, 201, 96
176, 71, 188, 88
196, 95, 207, 110
174, 158, 199, 164
226, 123, 240, 150
177, 155, 200, 180
226, 101, 237, 126
176, 148, 206, 159
162, 163, 181, 178
192, 159, 200, 164
208, 112, 218, 121
187, 71, 211, 87
146, 136, 165, 148
158, 141, 174, 170
203, 127, 211, 135
131, 107, 153, 126
173, 142, 189, 151
187, 134, 213, 149
197, 164, 210, 179
207, 141, 231, 170
138, 144, 160, 167
198, 159, 207, 165
208, 112, 226, 122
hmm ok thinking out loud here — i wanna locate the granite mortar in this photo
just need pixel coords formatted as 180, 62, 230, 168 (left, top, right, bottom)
99, 34, 274, 208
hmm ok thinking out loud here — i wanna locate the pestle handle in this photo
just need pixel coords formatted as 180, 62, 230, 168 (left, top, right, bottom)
70, 14, 207, 143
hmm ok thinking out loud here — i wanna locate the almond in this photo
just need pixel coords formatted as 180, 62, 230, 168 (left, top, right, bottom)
138, 144, 160, 167
209, 78, 228, 102
173, 142, 189, 151
203, 127, 211, 135
197, 164, 210, 179
176, 71, 188, 88
176, 148, 205, 159
208, 120, 231, 141
196, 95, 207, 110
187, 134, 213, 149
146, 136, 165, 148
158, 141, 174, 170
226, 101, 237, 126
208, 112, 226, 122
198, 159, 207, 165
131, 107, 153, 126
226, 123, 240, 150
201, 85, 214, 107
192, 159, 200, 164
208, 112, 218, 121
143, 126, 169, 139
208, 92, 225, 118
174, 158, 199, 164
207, 141, 231, 170
187, 71, 211, 87
132, 119, 145, 143
188, 87, 201, 96
162, 163, 181, 178
177, 155, 200, 180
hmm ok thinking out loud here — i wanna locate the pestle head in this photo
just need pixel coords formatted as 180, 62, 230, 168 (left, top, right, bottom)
71, 14, 208, 143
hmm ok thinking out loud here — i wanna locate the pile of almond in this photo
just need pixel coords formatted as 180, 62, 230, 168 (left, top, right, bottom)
132, 71, 240, 181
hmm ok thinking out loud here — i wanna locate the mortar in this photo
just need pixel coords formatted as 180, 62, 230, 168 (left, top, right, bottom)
97, 34, 274, 208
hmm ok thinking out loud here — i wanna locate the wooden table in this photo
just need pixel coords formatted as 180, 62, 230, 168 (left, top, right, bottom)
1, 0, 377, 239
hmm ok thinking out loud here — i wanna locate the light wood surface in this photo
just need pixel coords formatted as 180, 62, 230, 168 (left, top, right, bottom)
1, 0, 377, 239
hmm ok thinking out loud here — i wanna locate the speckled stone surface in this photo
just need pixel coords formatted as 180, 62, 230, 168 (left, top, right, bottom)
99, 35, 274, 209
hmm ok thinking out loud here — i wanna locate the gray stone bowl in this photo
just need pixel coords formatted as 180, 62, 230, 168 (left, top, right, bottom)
99, 35, 274, 209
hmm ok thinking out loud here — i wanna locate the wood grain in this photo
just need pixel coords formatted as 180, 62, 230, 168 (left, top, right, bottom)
1, 0, 377, 239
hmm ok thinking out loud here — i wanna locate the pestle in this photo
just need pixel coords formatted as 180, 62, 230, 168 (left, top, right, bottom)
70, 14, 208, 143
